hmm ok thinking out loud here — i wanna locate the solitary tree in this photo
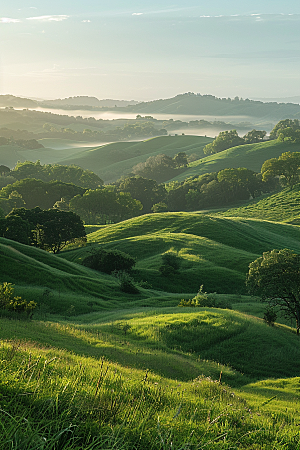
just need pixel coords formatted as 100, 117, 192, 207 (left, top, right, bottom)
246, 249, 300, 334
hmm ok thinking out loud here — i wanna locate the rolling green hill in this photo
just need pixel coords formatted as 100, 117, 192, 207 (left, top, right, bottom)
219, 185, 300, 223
1, 304, 300, 449
60, 212, 300, 294
169, 140, 300, 182
59, 135, 211, 182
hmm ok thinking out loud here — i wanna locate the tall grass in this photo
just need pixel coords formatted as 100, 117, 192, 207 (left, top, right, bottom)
1, 337, 300, 449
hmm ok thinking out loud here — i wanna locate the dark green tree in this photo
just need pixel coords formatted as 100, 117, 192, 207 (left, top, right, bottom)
261, 152, 300, 187
7, 207, 86, 253
117, 176, 166, 213
203, 130, 244, 155
246, 249, 300, 334
70, 187, 142, 224
269, 119, 300, 140
243, 129, 266, 144
0, 215, 31, 244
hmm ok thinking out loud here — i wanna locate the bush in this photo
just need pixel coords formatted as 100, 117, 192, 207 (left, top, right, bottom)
159, 252, 181, 277
113, 271, 140, 294
263, 307, 277, 326
82, 248, 136, 274
0, 282, 37, 318
161, 253, 180, 270
178, 286, 232, 309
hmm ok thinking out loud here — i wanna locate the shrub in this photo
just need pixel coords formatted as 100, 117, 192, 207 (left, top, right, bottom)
159, 252, 181, 277
0, 282, 37, 317
113, 271, 140, 294
159, 264, 176, 277
263, 307, 277, 326
179, 286, 232, 309
162, 253, 180, 270
82, 248, 136, 274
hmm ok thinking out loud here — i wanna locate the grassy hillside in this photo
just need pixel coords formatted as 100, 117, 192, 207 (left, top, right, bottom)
219, 185, 300, 223
60, 212, 300, 294
170, 140, 300, 182
1, 306, 300, 449
60, 135, 212, 182
0, 237, 157, 315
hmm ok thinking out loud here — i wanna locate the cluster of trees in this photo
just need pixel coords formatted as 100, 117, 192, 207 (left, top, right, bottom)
42, 121, 167, 142
131, 152, 188, 183
11, 161, 103, 189
166, 168, 275, 211
116, 176, 166, 213
269, 119, 300, 140
0, 136, 43, 149
261, 151, 300, 187
0, 207, 86, 253
0, 179, 85, 211
69, 188, 143, 224
203, 129, 267, 155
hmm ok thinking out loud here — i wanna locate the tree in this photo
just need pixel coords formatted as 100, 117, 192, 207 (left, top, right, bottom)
0, 215, 31, 244
261, 152, 300, 187
7, 207, 86, 253
246, 249, 300, 334
69, 188, 142, 224
203, 130, 244, 155
243, 129, 266, 144
217, 168, 262, 199
33, 210, 87, 253
117, 176, 166, 213
269, 119, 300, 140
82, 248, 136, 274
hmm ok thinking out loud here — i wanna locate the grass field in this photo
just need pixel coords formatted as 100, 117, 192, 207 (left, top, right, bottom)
2, 207, 300, 448
59, 212, 300, 294
218, 185, 300, 223
59, 135, 212, 182
170, 140, 300, 182
1, 304, 300, 449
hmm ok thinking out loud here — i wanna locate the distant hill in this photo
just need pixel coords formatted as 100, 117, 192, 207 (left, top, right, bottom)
0, 95, 38, 108
40, 96, 139, 108
60, 212, 300, 294
119, 93, 300, 119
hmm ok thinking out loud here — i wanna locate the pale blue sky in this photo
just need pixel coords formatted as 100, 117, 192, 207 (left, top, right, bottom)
1, 1, 300, 100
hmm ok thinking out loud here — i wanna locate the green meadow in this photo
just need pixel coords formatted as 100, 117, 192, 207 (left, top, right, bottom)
219, 185, 300, 223
60, 135, 211, 182
170, 140, 300, 182
60, 212, 300, 294
3, 134, 300, 447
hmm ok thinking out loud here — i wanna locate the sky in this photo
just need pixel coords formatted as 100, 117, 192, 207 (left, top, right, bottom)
1, 1, 300, 101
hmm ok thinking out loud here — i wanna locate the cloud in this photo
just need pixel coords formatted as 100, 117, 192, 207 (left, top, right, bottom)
26, 15, 69, 22
132, 13, 143, 16
0, 17, 21, 23
29, 7, 37, 9
82, 19, 91, 23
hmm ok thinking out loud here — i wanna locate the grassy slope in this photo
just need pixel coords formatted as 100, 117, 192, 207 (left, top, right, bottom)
61, 212, 300, 294
0, 237, 155, 314
59, 135, 212, 182
170, 140, 300, 182
1, 307, 300, 448
219, 185, 300, 223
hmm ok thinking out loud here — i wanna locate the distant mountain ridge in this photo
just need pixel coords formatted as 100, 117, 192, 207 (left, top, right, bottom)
121, 93, 300, 119
40, 96, 140, 108
2, 92, 300, 120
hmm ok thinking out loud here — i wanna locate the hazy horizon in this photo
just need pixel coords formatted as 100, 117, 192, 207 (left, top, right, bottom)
1, 0, 300, 101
